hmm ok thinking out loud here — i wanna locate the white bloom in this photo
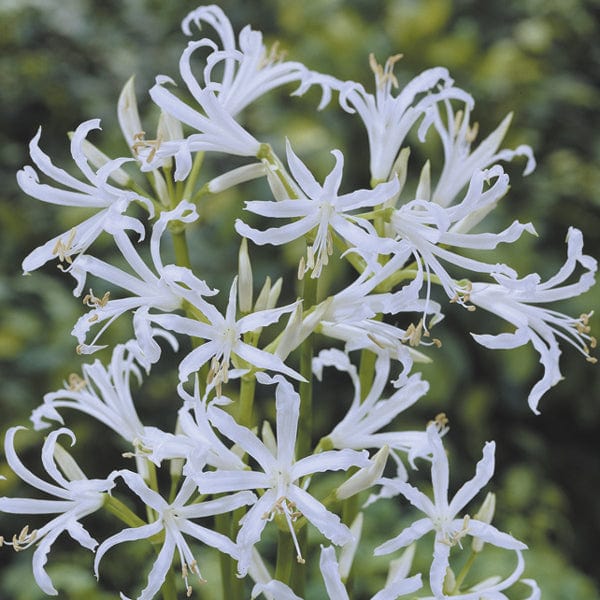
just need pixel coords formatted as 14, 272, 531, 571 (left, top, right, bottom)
236, 140, 399, 277
150, 276, 302, 387
0, 427, 116, 595
17, 119, 152, 272
193, 374, 370, 576
418, 101, 535, 208
469, 226, 597, 413
314, 349, 430, 473
375, 424, 526, 599
389, 166, 536, 303
320, 544, 422, 600
338, 54, 473, 183
94, 471, 255, 599
69, 201, 215, 357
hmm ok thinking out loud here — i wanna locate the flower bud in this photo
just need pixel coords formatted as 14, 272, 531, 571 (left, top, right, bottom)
336, 446, 389, 500
238, 238, 253, 314
117, 75, 143, 151
472, 491, 496, 553
207, 163, 267, 194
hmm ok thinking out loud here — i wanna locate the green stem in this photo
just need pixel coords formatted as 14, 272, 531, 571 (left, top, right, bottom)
452, 550, 478, 593
238, 372, 257, 429
171, 228, 192, 270
275, 527, 295, 585
103, 495, 147, 528
182, 151, 205, 201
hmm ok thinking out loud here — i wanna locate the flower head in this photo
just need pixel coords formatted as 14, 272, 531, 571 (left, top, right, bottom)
0, 427, 116, 595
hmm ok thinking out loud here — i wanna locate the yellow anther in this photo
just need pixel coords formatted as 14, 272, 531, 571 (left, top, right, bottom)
131, 131, 163, 163
52, 228, 77, 264
83, 289, 110, 309
68, 373, 87, 392
369, 53, 403, 89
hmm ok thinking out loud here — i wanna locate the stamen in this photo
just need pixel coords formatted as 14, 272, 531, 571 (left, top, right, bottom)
83, 289, 110, 309
369, 53, 403, 90
5, 525, 38, 552
67, 373, 87, 392
52, 228, 77, 264
131, 131, 163, 163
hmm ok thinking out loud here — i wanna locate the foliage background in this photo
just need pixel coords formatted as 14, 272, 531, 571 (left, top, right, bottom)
0, 0, 599, 598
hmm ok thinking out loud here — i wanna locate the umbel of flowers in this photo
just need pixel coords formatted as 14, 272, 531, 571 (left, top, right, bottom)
1, 5, 595, 599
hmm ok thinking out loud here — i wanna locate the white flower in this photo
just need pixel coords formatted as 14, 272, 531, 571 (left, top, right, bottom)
389, 166, 536, 303
236, 141, 399, 277
314, 349, 430, 474
94, 471, 255, 599
375, 424, 526, 599
469, 226, 597, 413
0, 427, 116, 595
69, 201, 215, 357
17, 119, 152, 272
320, 544, 422, 600
150, 277, 302, 388
338, 54, 473, 184
193, 374, 370, 576
418, 101, 535, 208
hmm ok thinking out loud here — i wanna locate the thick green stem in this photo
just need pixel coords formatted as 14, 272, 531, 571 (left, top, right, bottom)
238, 372, 257, 429
452, 549, 478, 593
275, 527, 295, 584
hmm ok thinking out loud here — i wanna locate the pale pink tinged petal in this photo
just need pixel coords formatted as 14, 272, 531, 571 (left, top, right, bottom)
448, 441, 495, 516
94, 521, 163, 576
466, 519, 527, 550
374, 518, 434, 555
289, 485, 352, 546
195, 469, 268, 494
319, 545, 349, 600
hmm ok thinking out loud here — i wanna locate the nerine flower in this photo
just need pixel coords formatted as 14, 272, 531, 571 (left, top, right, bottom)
388, 166, 536, 304
150, 277, 302, 388
94, 470, 255, 599
17, 119, 152, 272
0, 427, 116, 595
193, 374, 370, 576
375, 424, 526, 599
314, 349, 430, 475
418, 100, 535, 208
236, 140, 399, 278
469, 226, 597, 413
69, 201, 216, 357
146, 5, 326, 180
337, 53, 473, 184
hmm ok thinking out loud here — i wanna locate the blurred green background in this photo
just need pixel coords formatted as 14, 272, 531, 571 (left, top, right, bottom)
1, 0, 599, 598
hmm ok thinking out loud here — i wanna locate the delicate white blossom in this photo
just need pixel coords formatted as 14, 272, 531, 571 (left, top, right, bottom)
193, 374, 370, 575
375, 424, 526, 599
0, 427, 116, 595
94, 470, 255, 599
469, 226, 597, 413
18, 120, 152, 272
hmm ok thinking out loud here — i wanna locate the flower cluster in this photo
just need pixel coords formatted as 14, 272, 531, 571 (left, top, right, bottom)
1, 5, 594, 599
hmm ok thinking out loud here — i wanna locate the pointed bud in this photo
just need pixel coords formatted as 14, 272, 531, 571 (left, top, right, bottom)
156, 110, 183, 169
472, 492, 496, 553
254, 277, 272, 312
261, 421, 277, 456
265, 161, 290, 201
266, 277, 283, 310
415, 159, 431, 201
208, 163, 267, 194
386, 543, 416, 585
387, 146, 410, 203
238, 238, 253, 313
117, 76, 143, 151
53, 442, 86, 481
336, 446, 389, 500
152, 169, 170, 207
442, 566, 456, 596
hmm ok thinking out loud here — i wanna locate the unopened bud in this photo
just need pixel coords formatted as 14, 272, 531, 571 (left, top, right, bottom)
238, 238, 253, 314
69, 133, 131, 186
386, 543, 416, 585
53, 442, 86, 482
415, 159, 431, 201
254, 277, 272, 312
117, 76, 143, 151
472, 492, 496, 553
338, 513, 363, 580
208, 163, 267, 194
336, 446, 389, 500
442, 566, 456, 596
